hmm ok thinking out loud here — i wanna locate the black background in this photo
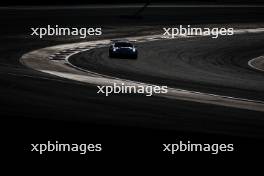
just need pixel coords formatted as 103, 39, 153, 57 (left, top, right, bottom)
1, 0, 264, 6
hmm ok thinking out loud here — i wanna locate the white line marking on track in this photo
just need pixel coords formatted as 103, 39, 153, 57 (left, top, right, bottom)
248, 56, 264, 72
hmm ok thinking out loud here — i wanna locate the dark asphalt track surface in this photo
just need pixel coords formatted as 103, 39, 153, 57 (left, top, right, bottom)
1, 6, 264, 160
70, 33, 264, 101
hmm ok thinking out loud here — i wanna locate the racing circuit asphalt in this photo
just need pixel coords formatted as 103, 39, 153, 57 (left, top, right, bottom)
2, 5, 264, 159
69, 33, 264, 101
